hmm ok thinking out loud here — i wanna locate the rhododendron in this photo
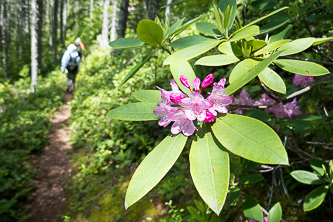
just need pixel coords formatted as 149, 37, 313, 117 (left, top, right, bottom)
293, 74, 314, 87
154, 74, 233, 136
233, 90, 255, 114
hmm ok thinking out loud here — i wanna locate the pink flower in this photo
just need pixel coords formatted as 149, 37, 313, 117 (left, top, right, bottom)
168, 111, 197, 136
180, 75, 191, 90
254, 93, 275, 106
233, 90, 255, 114
284, 98, 302, 118
201, 73, 214, 89
204, 110, 215, 122
157, 80, 186, 105
293, 74, 314, 87
153, 100, 179, 127
180, 92, 212, 122
264, 217, 268, 222
193, 78, 201, 91
207, 78, 232, 115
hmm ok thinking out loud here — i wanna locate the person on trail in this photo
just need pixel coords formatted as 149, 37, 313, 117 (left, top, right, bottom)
74, 37, 85, 61
60, 44, 81, 92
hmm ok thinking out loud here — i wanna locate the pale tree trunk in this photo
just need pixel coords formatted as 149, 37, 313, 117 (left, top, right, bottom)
117, 0, 129, 39
31, 0, 38, 92
48, 0, 52, 46
0, 3, 4, 67
90, 0, 94, 20
110, 0, 118, 42
148, 0, 160, 21
37, 0, 44, 70
101, 0, 110, 48
165, 0, 171, 18
53, 0, 58, 63
63, 0, 69, 44
4, 0, 10, 79
19, 0, 24, 59
60, 0, 64, 46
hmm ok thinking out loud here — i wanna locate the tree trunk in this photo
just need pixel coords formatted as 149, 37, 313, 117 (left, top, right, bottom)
60, 0, 64, 46
90, 0, 94, 20
31, 0, 38, 92
110, 0, 118, 42
63, 0, 69, 45
117, 0, 129, 39
165, 0, 172, 18
4, 0, 10, 79
148, 0, 160, 21
101, 0, 110, 48
37, 0, 44, 70
0, 3, 4, 67
19, 0, 24, 60
53, 0, 58, 63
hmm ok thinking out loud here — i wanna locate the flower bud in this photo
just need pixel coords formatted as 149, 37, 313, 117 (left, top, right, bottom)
180, 75, 191, 89
170, 93, 187, 104
193, 78, 201, 91
201, 74, 214, 88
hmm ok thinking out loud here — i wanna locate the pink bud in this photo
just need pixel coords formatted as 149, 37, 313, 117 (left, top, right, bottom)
170, 93, 187, 104
180, 75, 191, 89
193, 78, 200, 92
201, 74, 214, 88
264, 217, 268, 222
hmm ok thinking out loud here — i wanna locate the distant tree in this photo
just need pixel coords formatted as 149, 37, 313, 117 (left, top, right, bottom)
31, 0, 38, 92
60, 0, 64, 46
148, 0, 160, 20
165, 0, 172, 18
110, 0, 118, 42
90, 0, 94, 20
37, 0, 44, 69
117, 0, 129, 39
0, 3, 3, 68
3, 0, 9, 79
53, 0, 58, 63
101, 0, 110, 47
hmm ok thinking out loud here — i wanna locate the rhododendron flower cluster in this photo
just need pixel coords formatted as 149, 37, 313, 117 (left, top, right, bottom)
293, 74, 314, 87
234, 91, 302, 118
153, 74, 233, 136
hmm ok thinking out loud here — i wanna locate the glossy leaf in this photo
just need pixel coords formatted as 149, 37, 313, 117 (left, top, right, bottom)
229, 187, 240, 206
212, 114, 289, 165
278, 38, 315, 56
313, 37, 333, 46
267, 202, 282, 222
169, 35, 217, 49
248, 39, 267, 52
291, 170, 326, 185
164, 40, 220, 65
196, 22, 222, 36
243, 196, 263, 222
254, 39, 291, 56
239, 174, 264, 184
133, 90, 161, 103
106, 103, 159, 121
217, 0, 237, 30
120, 51, 155, 86
309, 158, 329, 177
224, 51, 282, 95
229, 59, 255, 84
258, 67, 286, 94
109, 38, 145, 49
329, 160, 333, 179
164, 18, 184, 40
190, 123, 229, 215
195, 55, 239, 66
125, 134, 187, 209
170, 57, 196, 95
137, 20, 164, 47
218, 41, 243, 56
304, 185, 329, 211
274, 59, 329, 76
230, 25, 260, 42
259, 19, 290, 34
269, 24, 293, 43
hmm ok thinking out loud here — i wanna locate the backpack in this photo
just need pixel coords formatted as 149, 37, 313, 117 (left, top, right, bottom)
67, 52, 79, 71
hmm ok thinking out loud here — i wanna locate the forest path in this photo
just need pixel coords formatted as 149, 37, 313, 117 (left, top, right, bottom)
26, 92, 73, 222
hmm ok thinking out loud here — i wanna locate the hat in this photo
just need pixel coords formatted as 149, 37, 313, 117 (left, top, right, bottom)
67, 44, 77, 52
75, 37, 81, 45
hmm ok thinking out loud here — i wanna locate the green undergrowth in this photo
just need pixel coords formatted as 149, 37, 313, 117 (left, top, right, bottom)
0, 72, 65, 221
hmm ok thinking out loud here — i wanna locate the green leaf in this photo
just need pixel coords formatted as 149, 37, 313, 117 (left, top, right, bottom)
274, 59, 329, 76
234, 7, 288, 35
230, 25, 260, 42
164, 18, 185, 40
109, 38, 145, 49
329, 160, 333, 179
120, 51, 155, 86
133, 90, 161, 103
125, 134, 187, 209
248, 39, 267, 52
313, 37, 333, 46
229, 59, 255, 83
169, 35, 216, 50
163, 40, 220, 65
243, 196, 263, 222
269, 24, 293, 43
195, 55, 239, 66
267, 202, 282, 222
278, 38, 315, 56
224, 50, 283, 95
259, 19, 290, 34
190, 123, 229, 215
170, 57, 196, 95
304, 185, 329, 211
212, 114, 289, 165
309, 158, 329, 177
229, 187, 240, 206
137, 20, 164, 47
290, 170, 326, 185
218, 41, 243, 56
196, 22, 222, 36
217, 0, 237, 30
254, 39, 291, 56
106, 103, 159, 121
258, 67, 286, 94
239, 174, 264, 184
187, 206, 202, 221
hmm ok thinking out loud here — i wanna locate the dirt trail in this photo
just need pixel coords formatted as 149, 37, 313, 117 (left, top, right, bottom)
26, 92, 73, 222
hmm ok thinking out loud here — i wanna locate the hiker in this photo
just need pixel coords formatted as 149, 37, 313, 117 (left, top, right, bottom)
74, 37, 85, 61
60, 44, 81, 92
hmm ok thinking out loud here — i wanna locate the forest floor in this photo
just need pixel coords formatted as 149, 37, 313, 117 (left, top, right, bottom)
25, 92, 73, 222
